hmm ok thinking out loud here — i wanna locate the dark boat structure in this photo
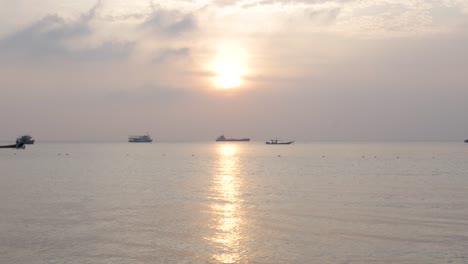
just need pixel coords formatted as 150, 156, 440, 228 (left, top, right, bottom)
18, 135, 35, 144
129, 135, 153, 143
465, 139, 468, 143
0, 138, 26, 149
266, 139, 294, 145
216, 135, 250, 142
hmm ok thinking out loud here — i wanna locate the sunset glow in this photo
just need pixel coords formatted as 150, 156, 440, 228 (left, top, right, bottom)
213, 64, 242, 88
2, 1, 468, 263
211, 46, 248, 89
218, 144, 237, 156
208, 143, 244, 263
1, 0, 468, 141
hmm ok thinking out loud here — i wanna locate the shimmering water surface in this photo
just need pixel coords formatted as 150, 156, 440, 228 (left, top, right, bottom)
1, 142, 468, 263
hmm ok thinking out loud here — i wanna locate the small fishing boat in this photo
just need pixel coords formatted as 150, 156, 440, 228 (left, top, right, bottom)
266, 139, 294, 145
465, 139, 468, 143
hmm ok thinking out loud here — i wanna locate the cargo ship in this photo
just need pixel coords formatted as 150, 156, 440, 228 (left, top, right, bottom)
216, 135, 250, 142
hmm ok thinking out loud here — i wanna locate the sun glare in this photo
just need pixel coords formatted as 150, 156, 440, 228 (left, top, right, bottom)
219, 144, 237, 156
211, 46, 248, 89
214, 64, 241, 88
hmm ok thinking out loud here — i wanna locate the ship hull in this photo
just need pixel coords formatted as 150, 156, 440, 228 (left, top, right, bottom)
0, 143, 25, 149
216, 139, 250, 142
266, 141, 294, 145
129, 139, 153, 143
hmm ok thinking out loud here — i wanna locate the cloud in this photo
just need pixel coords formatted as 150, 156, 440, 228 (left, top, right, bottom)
333, 0, 435, 37
75, 41, 134, 61
308, 6, 342, 24
0, 14, 86, 58
257, 0, 353, 5
219, 0, 356, 8
142, 9, 196, 36
152, 47, 190, 64
206, 0, 467, 38
0, 0, 133, 61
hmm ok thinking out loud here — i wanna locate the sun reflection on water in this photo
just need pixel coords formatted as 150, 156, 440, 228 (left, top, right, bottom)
207, 144, 246, 263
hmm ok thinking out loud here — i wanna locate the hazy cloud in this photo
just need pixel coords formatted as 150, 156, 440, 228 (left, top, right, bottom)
142, 9, 196, 36
308, 7, 341, 24
256, 0, 353, 5
216, 0, 354, 7
0, 14, 87, 58
0, 1, 133, 61
152, 47, 191, 63
75, 41, 135, 61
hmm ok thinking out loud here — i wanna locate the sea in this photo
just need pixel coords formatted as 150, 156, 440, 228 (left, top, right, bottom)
1, 142, 468, 263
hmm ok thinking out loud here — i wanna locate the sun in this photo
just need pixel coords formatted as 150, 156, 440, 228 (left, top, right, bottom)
210, 46, 248, 89
214, 64, 241, 88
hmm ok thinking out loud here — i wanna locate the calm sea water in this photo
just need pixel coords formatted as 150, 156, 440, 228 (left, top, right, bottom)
1, 142, 468, 263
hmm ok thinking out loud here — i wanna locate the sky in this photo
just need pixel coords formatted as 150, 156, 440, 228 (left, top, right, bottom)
1, 0, 468, 141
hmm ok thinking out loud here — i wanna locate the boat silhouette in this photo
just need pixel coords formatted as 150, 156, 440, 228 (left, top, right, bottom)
0, 138, 26, 149
265, 139, 294, 145
129, 135, 153, 143
18, 135, 35, 144
216, 135, 250, 142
